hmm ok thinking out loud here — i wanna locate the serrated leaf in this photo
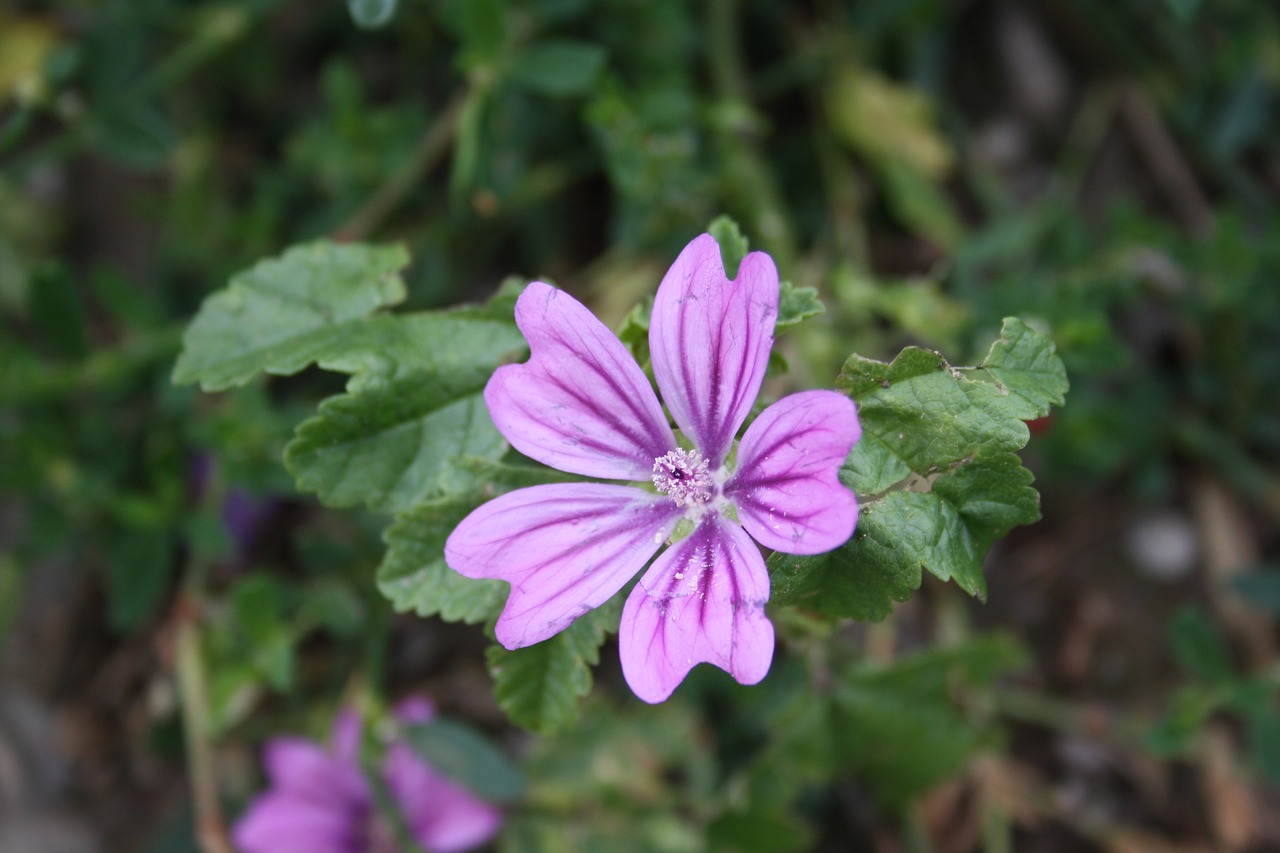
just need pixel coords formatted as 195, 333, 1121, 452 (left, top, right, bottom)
980, 317, 1069, 418
830, 326, 1065, 601
488, 601, 617, 733
402, 718, 525, 802
840, 347, 1030, 475
768, 541, 919, 622
285, 367, 504, 512
932, 452, 1042, 546
856, 491, 985, 598
173, 242, 409, 390
377, 460, 574, 623
850, 456, 1037, 600
776, 281, 824, 330
314, 311, 526, 393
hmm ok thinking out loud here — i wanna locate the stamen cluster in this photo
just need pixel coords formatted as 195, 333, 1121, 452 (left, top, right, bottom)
652, 448, 714, 508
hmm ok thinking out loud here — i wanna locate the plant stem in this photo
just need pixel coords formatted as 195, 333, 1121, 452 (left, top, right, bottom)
175, 589, 234, 853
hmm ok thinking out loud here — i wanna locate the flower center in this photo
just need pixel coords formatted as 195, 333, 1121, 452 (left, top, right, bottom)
652, 449, 715, 508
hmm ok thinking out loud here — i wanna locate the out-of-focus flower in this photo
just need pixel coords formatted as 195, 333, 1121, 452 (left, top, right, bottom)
445, 233, 861, 702
233, 698, 501, 853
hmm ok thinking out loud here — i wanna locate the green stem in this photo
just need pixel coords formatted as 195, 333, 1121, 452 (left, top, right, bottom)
175, 587, 234, 853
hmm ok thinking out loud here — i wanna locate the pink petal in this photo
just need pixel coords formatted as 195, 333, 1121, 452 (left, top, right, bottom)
619, 515, 774, 703
649, 234, 779, 468
725, 391, 860, 555
392, 696, 436, 725
329, 711, 362, 766
263, 737, 369, 809
232, 791, 367, 853
485, 282, 676, 480
385, 742, 503, 853
445, 484, 682, 648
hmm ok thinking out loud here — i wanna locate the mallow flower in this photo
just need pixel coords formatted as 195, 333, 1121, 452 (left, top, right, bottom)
446, 233, 860, 702
233, 698, 502, 853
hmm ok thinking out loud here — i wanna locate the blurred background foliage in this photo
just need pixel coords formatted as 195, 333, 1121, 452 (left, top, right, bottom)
1, 0, 1278, 851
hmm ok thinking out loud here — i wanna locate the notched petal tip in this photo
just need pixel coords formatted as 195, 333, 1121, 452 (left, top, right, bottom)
619, 517, 775, 703
650, 235, 782, 467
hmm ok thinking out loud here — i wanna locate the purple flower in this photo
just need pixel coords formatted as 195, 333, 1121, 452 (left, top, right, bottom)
445, 233, 860, 703
233, 699, 502, 853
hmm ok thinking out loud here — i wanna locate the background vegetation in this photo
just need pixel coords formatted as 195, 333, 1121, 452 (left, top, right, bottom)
1, 0, 1278, 851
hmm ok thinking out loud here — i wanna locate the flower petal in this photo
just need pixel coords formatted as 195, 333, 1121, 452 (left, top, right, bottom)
619, 515, 774, 702
392, 696, 436, 725
445, 484, 681, 648
486, 282, 675, 479
649, 234, 779, 467
385, 742, 503, 853
263, 737, 369, 809
726, 391, 860, 555
232, 791, 367, 853
329, 711, 362, 766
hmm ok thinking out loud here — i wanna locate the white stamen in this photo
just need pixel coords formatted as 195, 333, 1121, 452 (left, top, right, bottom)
652, 448, 715, 508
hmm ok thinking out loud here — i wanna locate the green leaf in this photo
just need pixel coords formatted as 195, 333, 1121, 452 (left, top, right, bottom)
297, 313, 520, 391
768, 540, 919, 622
839, 433, 910, 497
840, 461, 1039, 607
824, 322, 1065, 605
488, 601, 618, 733
172, 241, 409, 391
980, 317, 1070, 418
830, 635, 1026, 810
840, 347, 1029, 478
402, 717, 525, 802
1169, 607, 1234, 683
278, 302, 526, 512
509, 40, 606, 97
933, 451, 1042, 547
616, 295, 652, 365
852, 458, 1039, 601
707, 808, 811, 853
776, 281, 824, 331
455, 0, 507, 67
707, 215, 749, 279
1147, 685, 1219, 755
284, 367, 504, 512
